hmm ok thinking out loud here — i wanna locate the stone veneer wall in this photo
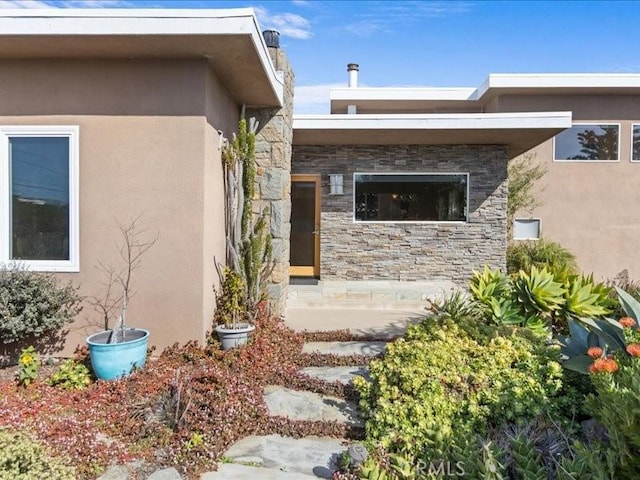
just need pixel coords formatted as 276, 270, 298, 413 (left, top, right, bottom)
291, 145, 508, 284
247, 47, 294, 315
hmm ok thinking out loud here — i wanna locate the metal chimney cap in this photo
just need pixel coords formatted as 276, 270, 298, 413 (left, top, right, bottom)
263, 30, 280, 48
347, 63, 359, 71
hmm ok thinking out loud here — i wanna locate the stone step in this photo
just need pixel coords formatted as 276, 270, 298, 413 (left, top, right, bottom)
201, 463, 318, 479
264, 385, 362, 426
217, 434, 347, 479
302, 341, 386, 357
301, 365, 370, 385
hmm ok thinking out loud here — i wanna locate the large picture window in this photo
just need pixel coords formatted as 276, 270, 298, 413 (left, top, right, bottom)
554, 124, 619, 161
0, 126, 79, 271
354, 173, 468, 222
632, 124, 640, 162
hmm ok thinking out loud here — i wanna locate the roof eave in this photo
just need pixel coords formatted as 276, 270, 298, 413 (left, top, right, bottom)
0, 8, 284, 108
293, 112, 572, 159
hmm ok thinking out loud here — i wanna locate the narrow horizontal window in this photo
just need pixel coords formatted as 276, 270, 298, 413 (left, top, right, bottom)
554, 124, 619, 161
632, 124, 640, 162
513, 218, 540, 240
354, 173, 467, 222
1, 126, 79, 272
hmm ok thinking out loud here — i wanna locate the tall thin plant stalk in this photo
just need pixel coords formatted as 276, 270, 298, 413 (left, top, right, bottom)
217, 118, 275, 325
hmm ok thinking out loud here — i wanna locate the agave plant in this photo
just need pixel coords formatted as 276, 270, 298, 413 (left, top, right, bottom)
562, 274, 611, 320
514, 266, 566, 316
471, 266, 512, 305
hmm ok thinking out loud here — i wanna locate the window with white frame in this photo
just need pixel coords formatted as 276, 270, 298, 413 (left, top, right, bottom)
354, 173, 468, 222
0, 126, 79, 271
632, 124, 640, 162
513, 218, 540, 240
554, 123, 619, 161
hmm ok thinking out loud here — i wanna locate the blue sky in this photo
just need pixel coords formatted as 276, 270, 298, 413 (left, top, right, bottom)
2, 0, 640, 113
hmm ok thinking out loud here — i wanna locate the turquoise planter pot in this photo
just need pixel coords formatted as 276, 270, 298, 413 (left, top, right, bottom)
86, 328, 149, 380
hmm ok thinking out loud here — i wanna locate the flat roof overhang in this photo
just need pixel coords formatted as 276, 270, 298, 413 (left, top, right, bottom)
293, 112, 572, 158
330, 74, 640, 113
0, 8, 283, 108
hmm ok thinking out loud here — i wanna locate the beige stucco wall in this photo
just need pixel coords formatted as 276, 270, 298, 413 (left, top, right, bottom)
504, 94, 640, 280
0, 58, 238, 354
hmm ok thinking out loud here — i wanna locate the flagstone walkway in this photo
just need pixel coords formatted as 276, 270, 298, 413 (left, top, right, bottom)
98, 305, 425, 479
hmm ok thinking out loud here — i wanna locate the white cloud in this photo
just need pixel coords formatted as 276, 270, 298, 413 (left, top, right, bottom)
291, 0, 309, 5
0, 0, 55, 7
294, 82, 343, 114
344, 20, 387, 37
255, 5, 313, 40
344, 1, 474, 36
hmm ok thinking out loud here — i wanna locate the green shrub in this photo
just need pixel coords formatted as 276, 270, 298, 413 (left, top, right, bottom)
353, 317, 565, 460
507, 239, 578, 276
48, 359, 91, 390
0, 429, 75, 480
0, 265, 82, 346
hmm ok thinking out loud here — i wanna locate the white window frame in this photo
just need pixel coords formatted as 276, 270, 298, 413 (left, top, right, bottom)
0, 125, 80, 272
352, 172, 469, 224
512, 218, 541, 241
631, 123, 640, 163
553, 122, 621, 162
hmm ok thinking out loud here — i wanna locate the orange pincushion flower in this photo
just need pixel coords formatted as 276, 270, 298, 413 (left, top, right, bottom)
626, 343, 640, 357
589, 357, 619, 374
587, 346, 604, 359
619, 317, 636, 328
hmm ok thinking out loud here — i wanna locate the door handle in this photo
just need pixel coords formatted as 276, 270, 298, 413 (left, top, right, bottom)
312, 230, 321, 235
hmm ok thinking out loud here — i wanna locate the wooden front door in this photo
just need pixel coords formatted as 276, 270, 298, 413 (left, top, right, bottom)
290, 175, 320, 277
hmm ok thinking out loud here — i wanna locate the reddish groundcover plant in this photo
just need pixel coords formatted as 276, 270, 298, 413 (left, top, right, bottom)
0, 313, 358, 479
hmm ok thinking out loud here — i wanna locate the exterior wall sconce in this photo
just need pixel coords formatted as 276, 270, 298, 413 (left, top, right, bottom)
329, 174, 344, 195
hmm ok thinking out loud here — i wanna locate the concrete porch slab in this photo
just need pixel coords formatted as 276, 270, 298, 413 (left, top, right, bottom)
287, 280, 456, 308
284, 307, 426, 338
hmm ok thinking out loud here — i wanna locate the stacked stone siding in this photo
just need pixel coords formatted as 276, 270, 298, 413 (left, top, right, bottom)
248, 47, 294, 315
291, 144, 508, 284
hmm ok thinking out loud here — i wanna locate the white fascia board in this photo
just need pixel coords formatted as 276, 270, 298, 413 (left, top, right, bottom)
475, 73, 640, 98
330, 72, 640, 105
0, 8, 284, 105
330, 87, 478, 102
0, 8, 257, 19
293, 112, 572, 131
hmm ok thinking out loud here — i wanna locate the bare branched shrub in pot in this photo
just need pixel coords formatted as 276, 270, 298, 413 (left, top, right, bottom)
86, 216, 158, 379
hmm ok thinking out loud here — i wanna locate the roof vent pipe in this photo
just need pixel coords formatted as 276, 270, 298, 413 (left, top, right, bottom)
347, 63, 359, 88
263, 30, 280, 48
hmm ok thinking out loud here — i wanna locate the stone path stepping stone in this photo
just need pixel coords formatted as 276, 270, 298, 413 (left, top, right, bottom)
217, 434, 347, 479
148, 467, 182, 480
201, 464, 319, 479
264, 385, 362, 426
301, 365, 370, 385
302, 341, 386, 356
